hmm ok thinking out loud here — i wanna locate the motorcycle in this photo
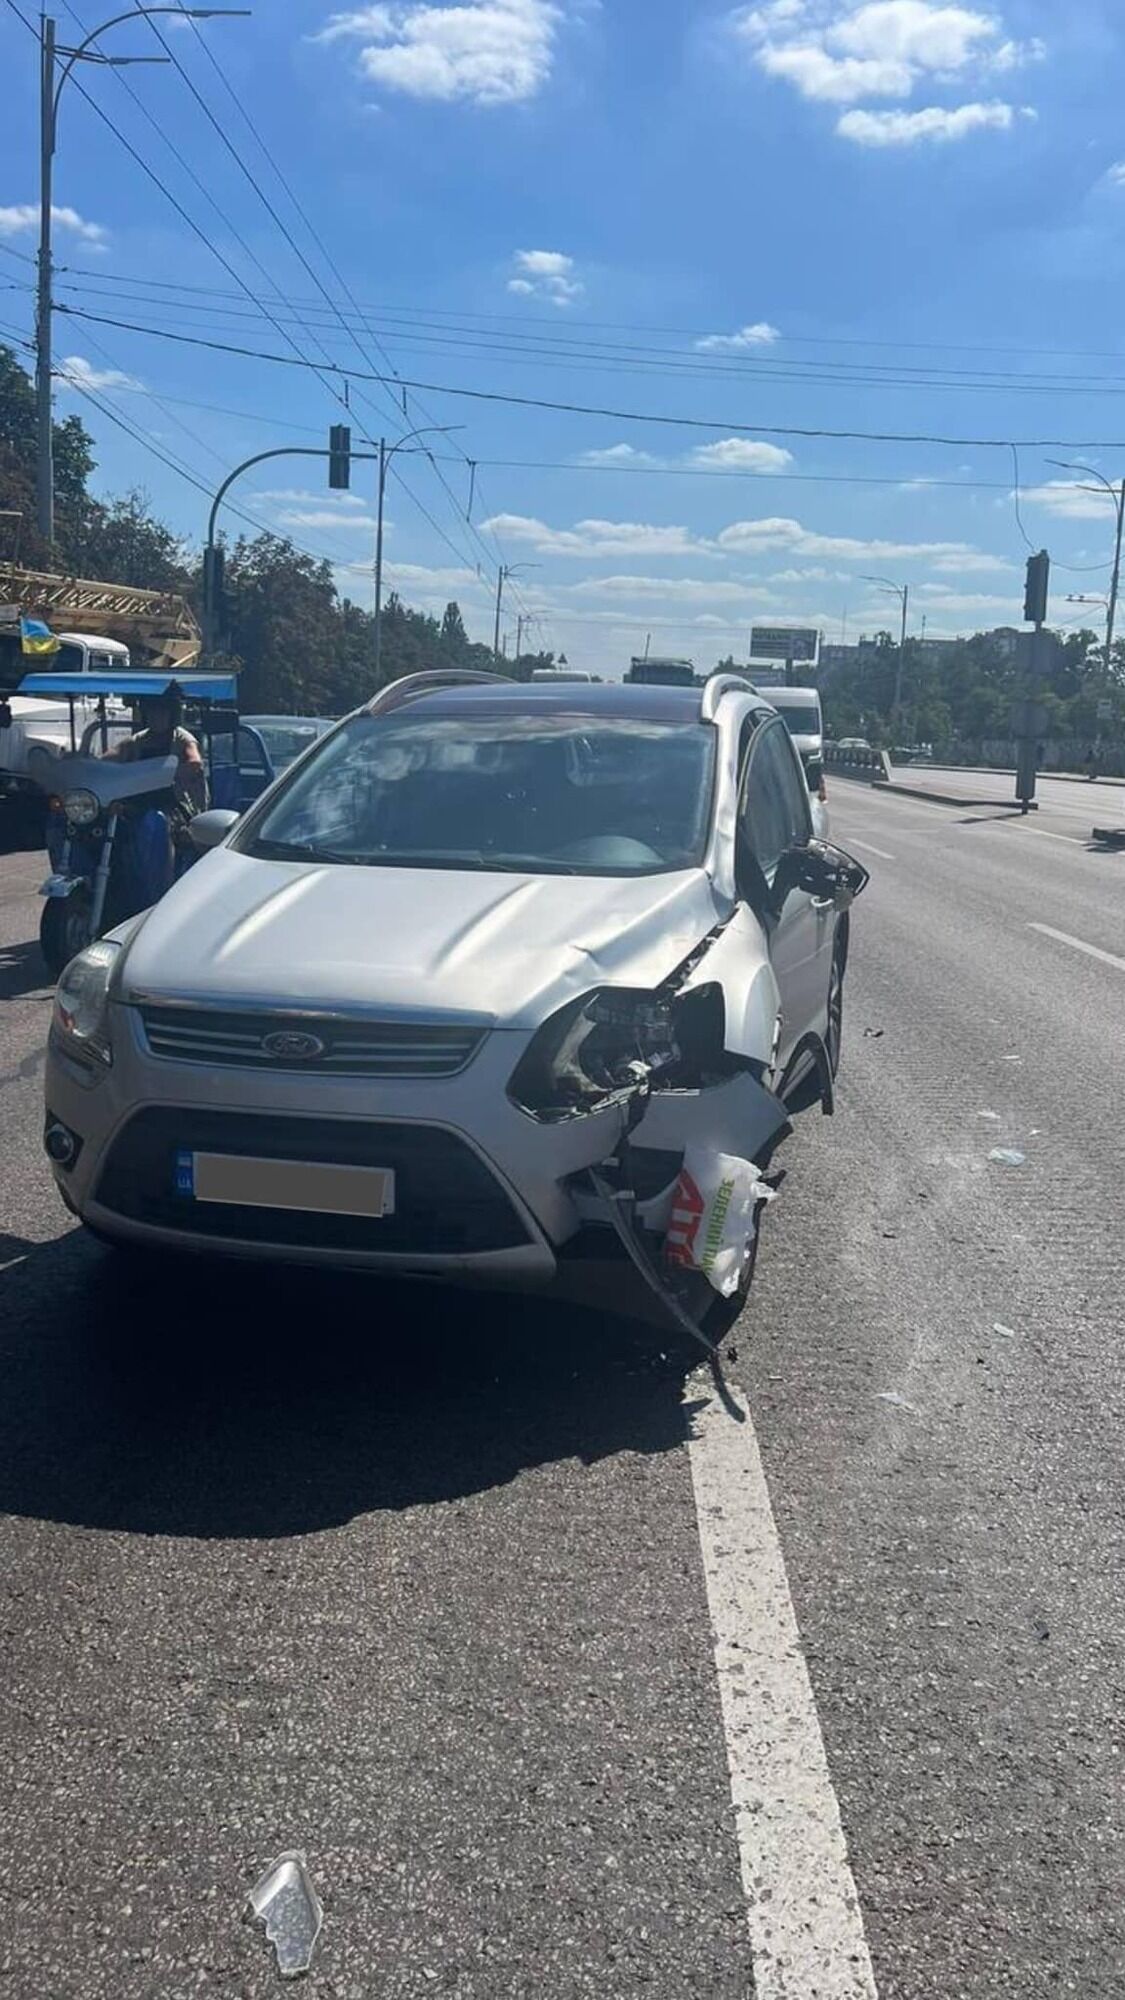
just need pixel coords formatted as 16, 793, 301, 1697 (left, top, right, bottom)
37, 748, 185, 977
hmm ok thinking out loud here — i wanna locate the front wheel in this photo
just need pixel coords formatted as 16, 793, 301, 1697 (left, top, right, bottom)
40, 891, 95, 980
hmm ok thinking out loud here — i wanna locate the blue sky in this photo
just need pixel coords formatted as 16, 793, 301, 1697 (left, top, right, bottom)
3, 0, 1125, 669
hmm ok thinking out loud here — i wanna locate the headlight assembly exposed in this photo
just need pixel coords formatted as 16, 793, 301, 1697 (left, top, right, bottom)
509, 987, 680, 1119
52, 937, 120, 1066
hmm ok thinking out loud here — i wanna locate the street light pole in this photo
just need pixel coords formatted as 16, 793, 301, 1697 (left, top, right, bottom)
1048, 461, 1125, 684
35, 8, 248, 548
371, 423, 462, 686
860, 574, 909, 729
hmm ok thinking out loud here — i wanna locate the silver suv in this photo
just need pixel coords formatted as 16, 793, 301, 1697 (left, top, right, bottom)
44, 672, 867, 1329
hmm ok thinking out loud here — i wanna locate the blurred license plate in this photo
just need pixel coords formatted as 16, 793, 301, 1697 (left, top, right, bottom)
177, 1151, 395, 1218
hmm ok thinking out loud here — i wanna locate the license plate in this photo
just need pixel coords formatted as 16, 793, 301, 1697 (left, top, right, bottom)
175, 1150, 395, 1219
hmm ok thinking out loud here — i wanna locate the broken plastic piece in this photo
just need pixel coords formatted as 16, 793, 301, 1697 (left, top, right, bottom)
875, 1390, 917, 1413
245, 1852, 323, 1979
992, 1323, 1017, 1339
862, 1027, 884, 1039
976, 1111, 1001, 1122
665, 1146, 776, 1296
988, 1148, 1026, 1167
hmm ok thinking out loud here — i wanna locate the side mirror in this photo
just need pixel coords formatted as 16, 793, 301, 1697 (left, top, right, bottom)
189, 808, 239, 852
772, 842, 870, 915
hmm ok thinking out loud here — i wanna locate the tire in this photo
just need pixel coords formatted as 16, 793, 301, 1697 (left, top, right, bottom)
826, 933, 846, 1081
40, 892, 95, 980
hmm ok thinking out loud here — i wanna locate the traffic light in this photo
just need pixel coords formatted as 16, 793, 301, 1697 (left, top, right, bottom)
328, 424, 352, 491
1023, 549, 1050, 625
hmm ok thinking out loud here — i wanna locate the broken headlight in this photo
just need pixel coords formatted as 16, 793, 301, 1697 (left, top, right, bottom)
509, 987, 680, 1119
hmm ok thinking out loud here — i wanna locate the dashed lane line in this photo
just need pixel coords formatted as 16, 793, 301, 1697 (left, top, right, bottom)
844, 837, 895, 861
1028, 922, 1125, 974
686, 1373, 879, 1999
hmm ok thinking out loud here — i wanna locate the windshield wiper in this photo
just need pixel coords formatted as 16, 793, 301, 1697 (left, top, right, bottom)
249, 837, 354, 864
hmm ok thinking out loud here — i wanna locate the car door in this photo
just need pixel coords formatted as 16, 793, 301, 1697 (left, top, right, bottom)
737, 718, 832, 1068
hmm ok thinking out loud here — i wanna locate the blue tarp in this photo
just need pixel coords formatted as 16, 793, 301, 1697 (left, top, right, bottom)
18, 671, 239, 700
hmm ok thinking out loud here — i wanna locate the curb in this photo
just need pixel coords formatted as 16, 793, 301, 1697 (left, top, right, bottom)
879, 781, 1035, 810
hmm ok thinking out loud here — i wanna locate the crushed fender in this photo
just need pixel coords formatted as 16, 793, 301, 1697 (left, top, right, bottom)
245, 1851, 323, 1979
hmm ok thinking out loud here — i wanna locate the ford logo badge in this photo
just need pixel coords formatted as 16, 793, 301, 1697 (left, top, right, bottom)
262, 1030, 326, 1061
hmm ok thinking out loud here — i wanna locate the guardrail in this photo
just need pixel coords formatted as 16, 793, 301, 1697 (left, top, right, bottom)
824, 744, 893, 784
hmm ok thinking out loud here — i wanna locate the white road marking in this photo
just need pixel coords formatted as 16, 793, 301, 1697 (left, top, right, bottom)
845, 837, 895, 861
686, 1375, 878, 1998
1029, 922, 1125, 974
1022, 827, 1085, 846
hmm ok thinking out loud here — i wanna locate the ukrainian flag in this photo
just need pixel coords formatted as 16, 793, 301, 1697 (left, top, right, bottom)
20, 616, 60, 658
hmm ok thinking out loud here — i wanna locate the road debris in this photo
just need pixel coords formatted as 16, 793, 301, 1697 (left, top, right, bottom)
976, 1111, 1001, 1122
666, 1147, 777, 1297
988, 1148, 1026, 1167
992, 1323, 1018, 1340
875, 1390, 918, 1413
863, 1027, 885, 1039
245, 1851, 323, 1979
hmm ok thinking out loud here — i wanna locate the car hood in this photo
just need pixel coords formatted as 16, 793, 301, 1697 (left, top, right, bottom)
120, 850, 731, 1027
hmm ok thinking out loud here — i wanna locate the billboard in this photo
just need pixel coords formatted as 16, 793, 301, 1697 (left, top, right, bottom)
750, 626, 819, 665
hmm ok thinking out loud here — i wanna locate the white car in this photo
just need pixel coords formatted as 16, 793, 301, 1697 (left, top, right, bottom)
44, 673, 867, 1334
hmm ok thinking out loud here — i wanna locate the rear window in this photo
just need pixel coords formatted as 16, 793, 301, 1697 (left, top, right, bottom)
776, 703, 821, 736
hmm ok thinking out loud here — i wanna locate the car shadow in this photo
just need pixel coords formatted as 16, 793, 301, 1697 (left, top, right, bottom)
0, 1230, 699, 1541
0, 937, 50, 1002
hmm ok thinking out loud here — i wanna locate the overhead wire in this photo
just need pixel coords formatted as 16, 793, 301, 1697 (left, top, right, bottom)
53, 306, 1125, 453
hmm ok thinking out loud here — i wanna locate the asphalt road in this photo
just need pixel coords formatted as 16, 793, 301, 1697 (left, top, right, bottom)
2, 782, 1125, 1997
886, 759, 1125, 830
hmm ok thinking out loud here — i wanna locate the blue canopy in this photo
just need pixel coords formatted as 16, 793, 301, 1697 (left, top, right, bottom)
18, 671, 239, 701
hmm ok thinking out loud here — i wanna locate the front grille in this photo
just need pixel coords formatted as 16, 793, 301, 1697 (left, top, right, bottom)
95, 1109, 530, 1255
139, 1005, 484, 1079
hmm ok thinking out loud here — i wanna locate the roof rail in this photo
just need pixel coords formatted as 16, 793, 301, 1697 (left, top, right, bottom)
699, 673, 756, 722
365, 669, 510, 716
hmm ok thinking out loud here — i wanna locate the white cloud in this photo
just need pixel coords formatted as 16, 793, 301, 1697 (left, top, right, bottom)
838, 99, 1032, 143
691, 438, 793, 472
695, 321, 780, 351
0, 203, 107, 244
1105, 162, 1125, 189
578, 442, 662, 466
767, 565, 852, 582
912, 587, 1020, 613
277, 509, 378, 531
507, 247, 583, 306
479, 512, 710, 557
929, 549, 1014, 573
56, 355, 140, 394
1018, 479, 1119, 521
254, 487, 367, 507
316, 0, 560, 106
734, 1, 1043, 136
717, 515, 980, 562
562, 574, 758, 604
384, 561, 486, 589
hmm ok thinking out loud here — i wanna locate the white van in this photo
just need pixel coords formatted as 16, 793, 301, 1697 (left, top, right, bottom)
0, 633, 132, 805
755, 685, 827, 833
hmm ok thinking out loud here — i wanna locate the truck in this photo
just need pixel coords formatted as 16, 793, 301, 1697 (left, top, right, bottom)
0, 564, 201, 822
625, 656, 696, 687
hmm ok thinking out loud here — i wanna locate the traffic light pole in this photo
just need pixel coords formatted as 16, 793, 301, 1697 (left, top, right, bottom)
202, 440, 376, 658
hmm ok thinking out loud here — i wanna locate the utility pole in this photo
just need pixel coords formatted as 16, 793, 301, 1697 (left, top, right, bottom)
369, 424, 460, 683
494, 562, 539, 663
1017, 549, 1050, 814
35, 8, 247, 548
36, 15, 56, 548
515, 614, 525, 661
1049, 461, 1125, 683
861, 573, 909, 730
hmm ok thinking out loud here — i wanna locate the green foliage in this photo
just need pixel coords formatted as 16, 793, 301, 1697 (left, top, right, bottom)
818, 625, 1125, 748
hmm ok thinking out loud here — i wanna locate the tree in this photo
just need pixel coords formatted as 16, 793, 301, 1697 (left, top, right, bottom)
68, 491, 191, 592
0, 344, 94, 568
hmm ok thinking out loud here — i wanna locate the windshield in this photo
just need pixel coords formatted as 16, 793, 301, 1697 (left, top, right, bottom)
240, 709, 716, 875
776, 703, 821, 737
